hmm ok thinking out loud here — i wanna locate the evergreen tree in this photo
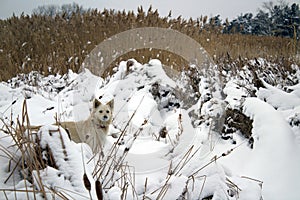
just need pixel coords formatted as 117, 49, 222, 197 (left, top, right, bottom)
252, 10, 272, 36
223, 13, 253, 34
223, 2, 299, 39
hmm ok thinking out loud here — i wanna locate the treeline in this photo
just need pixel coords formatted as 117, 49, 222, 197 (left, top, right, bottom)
223, 2, 300, 39
0, 3, 299, 81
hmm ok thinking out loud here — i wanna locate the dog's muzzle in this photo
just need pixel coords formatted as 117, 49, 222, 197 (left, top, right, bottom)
102, 115, 109, 121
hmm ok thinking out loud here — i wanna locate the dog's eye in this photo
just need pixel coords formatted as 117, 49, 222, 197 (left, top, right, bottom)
106, 110, 110, 113
99, 110, 103, 113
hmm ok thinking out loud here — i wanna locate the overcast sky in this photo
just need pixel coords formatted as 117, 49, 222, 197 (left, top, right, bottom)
1, 0, 299, 20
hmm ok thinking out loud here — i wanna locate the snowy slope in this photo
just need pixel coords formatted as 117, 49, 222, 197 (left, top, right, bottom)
0, 58, 299, 200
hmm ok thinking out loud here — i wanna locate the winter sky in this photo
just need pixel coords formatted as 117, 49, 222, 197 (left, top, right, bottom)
0, 0, 299, 20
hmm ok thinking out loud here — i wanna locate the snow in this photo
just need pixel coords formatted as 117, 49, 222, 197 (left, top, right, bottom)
242, 98, 300, 200
0, 58, 300, 199
257, 80, 300, 110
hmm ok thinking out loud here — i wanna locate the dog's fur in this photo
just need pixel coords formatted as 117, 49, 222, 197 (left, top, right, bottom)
76, 98, 114, 153
20, 99, 114, 153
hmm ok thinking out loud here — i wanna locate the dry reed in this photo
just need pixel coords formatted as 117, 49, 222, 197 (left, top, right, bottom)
0, 7, 298, 81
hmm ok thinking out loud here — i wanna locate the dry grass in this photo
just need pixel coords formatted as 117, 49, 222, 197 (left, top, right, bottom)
0, 99, 132, 199
0, 7, 298, 81
0, 100, 58, 199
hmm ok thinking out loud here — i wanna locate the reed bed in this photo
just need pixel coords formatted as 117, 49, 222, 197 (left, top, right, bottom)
0, 6, 298, 81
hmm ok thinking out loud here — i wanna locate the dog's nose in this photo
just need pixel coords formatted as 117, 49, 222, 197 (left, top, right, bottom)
103, 115, 108, 120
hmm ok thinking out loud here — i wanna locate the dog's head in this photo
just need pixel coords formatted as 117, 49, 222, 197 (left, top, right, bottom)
92, 99, 114, 124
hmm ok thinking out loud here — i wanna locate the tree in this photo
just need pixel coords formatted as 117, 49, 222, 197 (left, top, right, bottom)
32, 5, 60, 17
32, 3, 86, 18
252, 10, 272, 36
223, 1, 299, 39
223, 13, 253, 34
256, 1, 299, 38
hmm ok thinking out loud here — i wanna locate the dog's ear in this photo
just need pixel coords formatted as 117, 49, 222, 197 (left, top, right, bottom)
94, 99, 102, 108
107, 99, 114, 110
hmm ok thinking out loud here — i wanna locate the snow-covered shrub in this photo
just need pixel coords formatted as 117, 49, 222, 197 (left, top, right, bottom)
222, 108, 254, 147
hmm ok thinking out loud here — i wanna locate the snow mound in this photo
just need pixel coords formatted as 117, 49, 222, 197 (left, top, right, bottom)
243, 98, 300, 200
257, 80, 300, 110
1, 58, 299, 199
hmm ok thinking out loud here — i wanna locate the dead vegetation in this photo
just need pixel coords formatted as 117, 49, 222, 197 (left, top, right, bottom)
0, 100, 67, 199
0, 6, 298, 81
0, 100, 135, 199
222, 108, 254, 148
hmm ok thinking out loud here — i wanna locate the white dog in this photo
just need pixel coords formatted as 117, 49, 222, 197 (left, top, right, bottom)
77, 98, 114, 153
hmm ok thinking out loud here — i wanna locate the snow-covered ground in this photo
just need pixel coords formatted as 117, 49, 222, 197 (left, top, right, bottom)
0, 58, 300, 199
